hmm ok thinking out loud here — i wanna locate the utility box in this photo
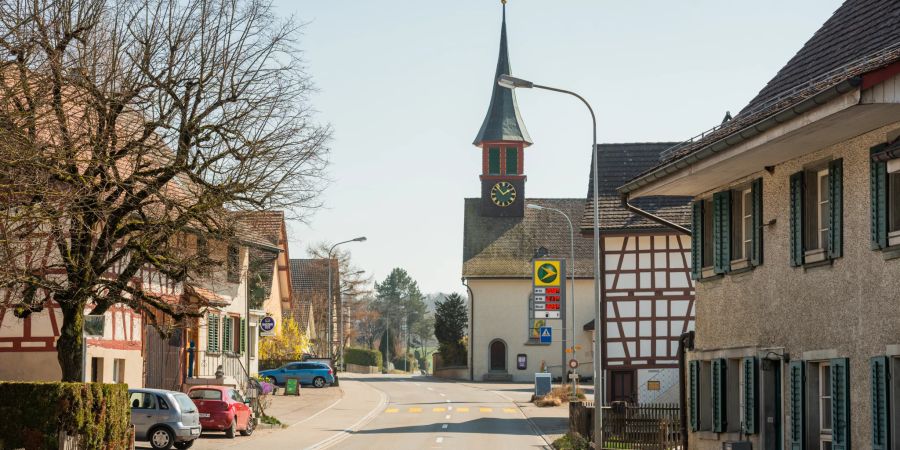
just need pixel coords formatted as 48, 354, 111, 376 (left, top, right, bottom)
534, 372, 552, 397
723, 442, 752, 450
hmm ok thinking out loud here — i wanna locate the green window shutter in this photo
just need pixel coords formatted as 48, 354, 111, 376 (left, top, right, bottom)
223, 317, 232, 352
871, 356, 891, 450
789, 172, 805, 267
689, 360, 700, 431
488, 147, 500, 175
711, 358, 727, 433
712, 191, 732, 274
207, 313, 219, 353
742, 357, 758, 435
751, 178, 764, 266
871, 144, 889, 250
240, 318, 247, 354
831, 358, 850, 450
788, 360, 805, 450
691, 201, 703, 280
828, 159, 844, 259
505, 147, 518, 175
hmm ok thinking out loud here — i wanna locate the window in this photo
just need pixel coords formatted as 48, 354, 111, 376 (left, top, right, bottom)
207, 313, 220, 353
702, 199, 713, 269
692, 179, 763, 279
227, 245, 240, 283
731, 189, 753, 261
249, 325, 257, 358
129, 392, 157, 409
157, 395, 170, 410
488, 147, 500, 175
818, 363, 832, 449
505, 147, 518, 175
113, 359, 125, 384
188, 389, 222, 400
890, 173, 900, 236
91, 357, 103, 382
790, 160, 843, 266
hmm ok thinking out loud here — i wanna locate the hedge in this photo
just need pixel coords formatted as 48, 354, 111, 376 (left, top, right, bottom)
0, 382, 131, 450
344, 347, 382, 370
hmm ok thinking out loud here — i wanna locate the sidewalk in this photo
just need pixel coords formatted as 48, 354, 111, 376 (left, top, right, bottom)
259, 382, 343, 427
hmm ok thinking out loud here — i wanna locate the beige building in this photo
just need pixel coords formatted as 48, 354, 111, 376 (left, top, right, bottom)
620, 1, 900, 449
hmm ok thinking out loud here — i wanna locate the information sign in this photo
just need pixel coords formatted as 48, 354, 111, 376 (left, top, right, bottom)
532, 259, 566, 320
284, 377, 300, 396
259, 316, 276, 337
539, 326, 552, 344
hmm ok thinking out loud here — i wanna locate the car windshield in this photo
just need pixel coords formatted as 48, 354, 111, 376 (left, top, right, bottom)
174, 393, 197, 412
188, 389, 222, 400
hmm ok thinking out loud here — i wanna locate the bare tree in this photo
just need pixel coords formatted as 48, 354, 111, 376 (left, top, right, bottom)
0, 0, 330, 381
307, 242, 371, 357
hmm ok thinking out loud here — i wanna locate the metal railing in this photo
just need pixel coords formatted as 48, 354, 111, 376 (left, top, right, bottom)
193, 350, 251, 393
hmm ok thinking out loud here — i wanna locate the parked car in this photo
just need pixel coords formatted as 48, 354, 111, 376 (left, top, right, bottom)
259, 361, 335, 388
128, 388, 201, 450
187, 385, 254, 438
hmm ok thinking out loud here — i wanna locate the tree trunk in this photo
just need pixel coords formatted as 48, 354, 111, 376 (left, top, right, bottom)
57, 303, 85, 382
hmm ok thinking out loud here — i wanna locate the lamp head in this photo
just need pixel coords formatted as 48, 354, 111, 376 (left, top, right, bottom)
498, 74, 534, 89
353, 236, 367, 242
526, 204, 544, 210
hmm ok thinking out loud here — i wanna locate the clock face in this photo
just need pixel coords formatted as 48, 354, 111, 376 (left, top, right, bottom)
490, 181, 517, 207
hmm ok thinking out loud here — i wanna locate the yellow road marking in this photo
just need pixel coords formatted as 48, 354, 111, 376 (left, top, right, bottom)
456, 407, 470, 413
385, 408, 399, 413
409, 407, 422, 413
479, 407, 493, 413
503, 408, 517, 414
432, 407, 447, 412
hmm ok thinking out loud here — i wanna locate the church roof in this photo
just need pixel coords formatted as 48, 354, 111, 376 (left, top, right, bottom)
462, 198, 593, 278
581, 143, 693, 232
472, 3, 532, 146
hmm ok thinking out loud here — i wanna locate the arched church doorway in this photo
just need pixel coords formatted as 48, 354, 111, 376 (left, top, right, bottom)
489, 339, 507, 372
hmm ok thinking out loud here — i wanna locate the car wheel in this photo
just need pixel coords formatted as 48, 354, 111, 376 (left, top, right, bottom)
149, 427, 174, 450
313, 376, 326, 388
240, 416, 255, 436
225, 417, 236, 439
174, 441, 194, 449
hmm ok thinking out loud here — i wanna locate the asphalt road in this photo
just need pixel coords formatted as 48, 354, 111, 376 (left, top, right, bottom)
136, 374, 551, 450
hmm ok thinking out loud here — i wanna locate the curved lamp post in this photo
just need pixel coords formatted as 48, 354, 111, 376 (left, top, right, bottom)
500, 74, 604, 445
327, 236, 366, 369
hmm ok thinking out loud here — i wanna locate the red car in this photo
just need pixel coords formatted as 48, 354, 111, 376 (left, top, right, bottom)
187, 386, 254, 438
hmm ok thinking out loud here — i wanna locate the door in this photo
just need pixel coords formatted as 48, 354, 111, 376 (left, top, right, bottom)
229, 389, 250, 429
129, 391, 158, 438
609, 370, 637, 403
762, 361, 783, 450
489, 340, 506, 372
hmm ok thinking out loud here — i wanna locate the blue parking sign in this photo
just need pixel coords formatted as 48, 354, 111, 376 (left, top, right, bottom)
539, 326, 552, 343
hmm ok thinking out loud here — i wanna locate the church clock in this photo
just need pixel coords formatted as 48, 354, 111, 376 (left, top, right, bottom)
490, 181, 517, 207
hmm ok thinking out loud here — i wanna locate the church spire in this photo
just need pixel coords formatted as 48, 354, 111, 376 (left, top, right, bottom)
472, 1, 532, 147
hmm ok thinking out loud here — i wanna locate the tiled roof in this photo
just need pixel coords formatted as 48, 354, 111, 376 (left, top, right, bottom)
658, 0, 900, 165
462, 198, 594, 278
236, 211, 285, 245
582, 143, 692, 232
288, 300, 313, 333
288, 258, 337, 334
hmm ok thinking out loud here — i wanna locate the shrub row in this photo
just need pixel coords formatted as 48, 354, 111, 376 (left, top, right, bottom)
344, 347, 382, 370
0, 382, 131, 450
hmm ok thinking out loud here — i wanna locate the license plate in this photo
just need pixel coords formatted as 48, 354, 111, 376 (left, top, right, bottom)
191, 428, 200, 435
199, 413, 210, 418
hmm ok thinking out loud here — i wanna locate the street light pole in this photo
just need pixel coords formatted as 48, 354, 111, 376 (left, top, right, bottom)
527, 204, 576, 396
499, 74, 603, 446
327, 236, 366, 369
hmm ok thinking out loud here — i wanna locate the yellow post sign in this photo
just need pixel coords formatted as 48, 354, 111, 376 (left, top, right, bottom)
533, 260, 562, 287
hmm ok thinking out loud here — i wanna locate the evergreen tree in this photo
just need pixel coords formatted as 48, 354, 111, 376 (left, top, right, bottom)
434, 293, 468, 365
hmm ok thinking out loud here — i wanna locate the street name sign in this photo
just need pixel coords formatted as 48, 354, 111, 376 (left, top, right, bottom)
539, 326, 552, 343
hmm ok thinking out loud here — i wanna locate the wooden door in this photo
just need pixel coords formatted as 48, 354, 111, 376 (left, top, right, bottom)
609, 370, 636, 403
489, 340, 506, 372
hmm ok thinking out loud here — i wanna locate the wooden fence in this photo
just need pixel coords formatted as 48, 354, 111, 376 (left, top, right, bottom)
569, 402, 682, 450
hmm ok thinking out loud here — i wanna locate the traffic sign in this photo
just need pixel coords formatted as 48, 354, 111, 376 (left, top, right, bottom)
259, 316, 276, 336
539, 326, 552, 344
568, 359, 579, 369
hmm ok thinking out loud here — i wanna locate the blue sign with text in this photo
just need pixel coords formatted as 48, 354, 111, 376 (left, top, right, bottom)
539, 326, 552, 344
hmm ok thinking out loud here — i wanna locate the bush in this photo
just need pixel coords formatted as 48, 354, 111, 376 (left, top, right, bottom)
391, 353, 417, 372
552, 432, 590, 450
344, 347, 382, 370
0, 382, 131, 450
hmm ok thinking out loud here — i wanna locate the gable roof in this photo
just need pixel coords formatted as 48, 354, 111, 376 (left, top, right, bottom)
472, 3, 532, 146
462, 198, 593, 278
651, 0, 900, 167
581, 143, 692, 232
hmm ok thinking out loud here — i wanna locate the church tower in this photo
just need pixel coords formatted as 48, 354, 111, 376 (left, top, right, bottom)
473, 1, 532, 218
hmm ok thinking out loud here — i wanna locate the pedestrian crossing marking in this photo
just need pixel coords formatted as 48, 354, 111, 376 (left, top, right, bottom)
479, 407, 493, 413
432, 407, 447, 412
385, 408, 399, 413
503, 408, 517, 414
409, 407, 422, 413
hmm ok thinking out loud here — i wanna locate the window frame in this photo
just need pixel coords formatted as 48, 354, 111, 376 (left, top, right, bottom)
702, 198, 714, 271
505, 147, 518, 175
488, 147, 501, 175
889, 171, 900, 244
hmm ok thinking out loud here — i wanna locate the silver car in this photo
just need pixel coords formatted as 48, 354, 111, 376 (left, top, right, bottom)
129, 388, 202, 449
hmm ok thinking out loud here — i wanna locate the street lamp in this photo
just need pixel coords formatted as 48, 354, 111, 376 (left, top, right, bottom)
327, 236, 366, 370
501, 74, 604, 445
527, 203, 577, 396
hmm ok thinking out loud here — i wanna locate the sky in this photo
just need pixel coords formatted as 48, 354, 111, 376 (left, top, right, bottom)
272, 0, 844, 295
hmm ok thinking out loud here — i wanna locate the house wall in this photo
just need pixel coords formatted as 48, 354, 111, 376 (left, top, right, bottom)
469, 278, 595, 383
687, 121, 900, 450
197, 245, 251, 380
